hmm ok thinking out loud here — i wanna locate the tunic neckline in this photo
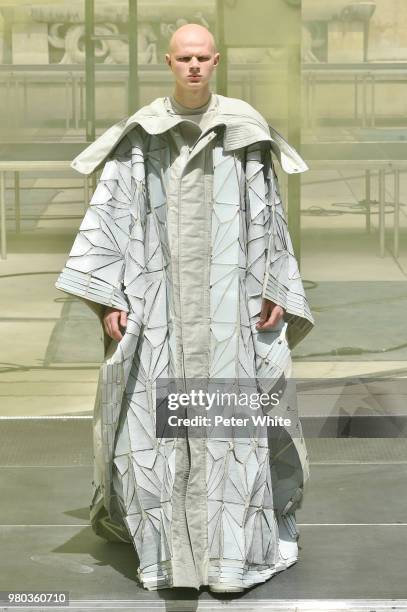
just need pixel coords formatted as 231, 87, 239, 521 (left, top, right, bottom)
163, 92, 220, 119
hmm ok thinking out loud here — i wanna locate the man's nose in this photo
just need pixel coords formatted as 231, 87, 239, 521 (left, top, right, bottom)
190, 57, 199, 68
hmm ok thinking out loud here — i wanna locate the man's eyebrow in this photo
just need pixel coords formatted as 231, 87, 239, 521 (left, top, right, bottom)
175, 54, 211, 58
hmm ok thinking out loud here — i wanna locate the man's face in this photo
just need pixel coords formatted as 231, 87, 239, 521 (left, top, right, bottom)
165, 40, 219, 92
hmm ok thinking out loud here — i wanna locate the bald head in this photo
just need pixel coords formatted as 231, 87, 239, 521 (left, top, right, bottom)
168, 23, 217, 56
165, 23, 219, 107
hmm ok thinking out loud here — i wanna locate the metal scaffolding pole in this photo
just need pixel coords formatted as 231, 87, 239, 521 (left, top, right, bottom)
85, 0, 95, 142
216, 0, 227, 96
128, 0, 139, 113
287, 42, 302, 265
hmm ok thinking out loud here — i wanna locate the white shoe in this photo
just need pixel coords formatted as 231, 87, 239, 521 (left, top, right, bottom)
278, 512, 299, 563
209, 584, 244, 593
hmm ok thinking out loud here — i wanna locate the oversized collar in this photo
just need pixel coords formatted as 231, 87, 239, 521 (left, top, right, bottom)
71, 94, 309, 175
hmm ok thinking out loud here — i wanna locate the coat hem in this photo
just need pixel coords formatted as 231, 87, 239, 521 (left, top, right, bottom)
137, 554, 299, 591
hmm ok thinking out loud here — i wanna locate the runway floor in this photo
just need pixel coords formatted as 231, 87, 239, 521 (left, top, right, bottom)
0, 418, 406, 612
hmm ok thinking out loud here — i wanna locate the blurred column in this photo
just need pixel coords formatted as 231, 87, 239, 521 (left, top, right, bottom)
220, 0, 303, 264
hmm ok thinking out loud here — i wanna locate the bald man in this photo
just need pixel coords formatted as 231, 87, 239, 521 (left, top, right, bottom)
56, 23, 314, 593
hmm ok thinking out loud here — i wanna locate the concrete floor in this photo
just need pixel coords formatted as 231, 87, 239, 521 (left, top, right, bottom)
0, 159, 406, 611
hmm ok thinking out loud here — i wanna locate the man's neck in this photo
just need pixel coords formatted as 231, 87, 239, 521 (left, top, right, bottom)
171, 86, 212, 109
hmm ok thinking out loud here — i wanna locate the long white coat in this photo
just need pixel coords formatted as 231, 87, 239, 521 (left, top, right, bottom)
55, 94, 315, 591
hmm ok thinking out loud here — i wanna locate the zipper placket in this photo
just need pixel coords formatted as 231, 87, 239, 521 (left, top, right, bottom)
177, 141, 191, 393
176, 125, 215, 389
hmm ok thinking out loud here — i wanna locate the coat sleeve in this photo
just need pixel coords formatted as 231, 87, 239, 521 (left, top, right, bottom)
261, 147, 315, 349
55, 140, 138, 318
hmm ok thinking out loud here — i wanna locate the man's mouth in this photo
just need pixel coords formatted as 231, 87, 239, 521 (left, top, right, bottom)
188, 75, 201, 79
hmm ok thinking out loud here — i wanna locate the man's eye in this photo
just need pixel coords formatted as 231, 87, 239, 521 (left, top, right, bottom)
177, 57, 209, 61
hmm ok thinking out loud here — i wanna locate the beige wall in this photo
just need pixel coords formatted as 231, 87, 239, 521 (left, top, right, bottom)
0, 1, 407, 131
368, 0, 407, 60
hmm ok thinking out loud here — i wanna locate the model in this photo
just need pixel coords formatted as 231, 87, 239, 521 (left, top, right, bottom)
55, 23, 315, 593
